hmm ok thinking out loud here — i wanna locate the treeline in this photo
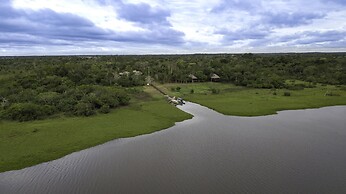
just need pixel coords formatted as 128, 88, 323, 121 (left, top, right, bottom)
1, 85, 129, 121
0, 59, 140, 121
0, 53, 345, 121
136, 53, 345, 87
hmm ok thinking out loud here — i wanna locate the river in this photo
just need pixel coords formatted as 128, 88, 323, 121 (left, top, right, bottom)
1, 102, 346, 193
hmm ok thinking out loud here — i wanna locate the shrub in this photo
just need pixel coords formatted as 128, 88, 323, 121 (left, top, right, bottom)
74, 102, 95, 116
306, 83, 316, 88
283, 91, 291, 96
99, 105, 110, 114
32, 128, 39, 133
0, 109, 4, 120
286, 84, 304, 90
211, 88, 220, 94
126, 88, 140, 94
190, 89, 194, 94
176, 87, 181, 92
57, 97, 78, 113
37, 92, 61, 106
4, 103, 49, 121
117, 92, 130, 106
325, 91, 340, 96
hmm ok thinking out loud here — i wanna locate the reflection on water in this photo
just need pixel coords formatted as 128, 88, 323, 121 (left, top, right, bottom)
1, 102, 346, 193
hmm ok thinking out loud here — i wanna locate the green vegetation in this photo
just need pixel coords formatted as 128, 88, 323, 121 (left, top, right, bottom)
0, 88, 192, 172
0, 58, 139, 121
158, 82, 346, 116
1, 53, 346, 121
1, 53, 346, 172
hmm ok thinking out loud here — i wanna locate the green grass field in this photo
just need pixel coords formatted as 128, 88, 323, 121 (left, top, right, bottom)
157, 82, 346, 116
0, 87, 191, 172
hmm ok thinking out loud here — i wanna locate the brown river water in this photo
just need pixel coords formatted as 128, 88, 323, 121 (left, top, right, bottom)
1, 102, 346, 193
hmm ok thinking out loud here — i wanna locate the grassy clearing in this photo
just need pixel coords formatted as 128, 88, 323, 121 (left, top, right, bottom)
0, 87, 191, 172
158, 82, 346, 116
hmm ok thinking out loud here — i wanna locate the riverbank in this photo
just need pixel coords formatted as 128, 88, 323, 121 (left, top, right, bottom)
157, 82, 346, 116
2, 82, 346, 172
2, 101, 346, 193
0, 87, 192, 172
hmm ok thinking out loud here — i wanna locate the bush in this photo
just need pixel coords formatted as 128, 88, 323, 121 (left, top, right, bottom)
126, 88, 140, 94
116, 90, 130, 106
57, 97, 78, 113
190, 89, 194, 94
339, 86, 346, 91
283, 91, 291, 96
74, 102, 95, 116
37, 92, 61, 106
325, 91, 340, 96
176, 87, 181, 92
0, 109, 4, 120
99, 105, 110, 114
4, 103, 49, 121
286, 84, 305, 90
211, 88, 220, 94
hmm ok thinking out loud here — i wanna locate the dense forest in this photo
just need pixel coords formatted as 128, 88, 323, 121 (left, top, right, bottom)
1, 53, 345, 121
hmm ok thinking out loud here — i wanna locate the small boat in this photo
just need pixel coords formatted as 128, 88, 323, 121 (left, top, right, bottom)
177, 97, 185, 105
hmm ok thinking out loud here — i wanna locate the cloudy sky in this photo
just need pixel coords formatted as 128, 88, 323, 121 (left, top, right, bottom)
0, 0, 346, 55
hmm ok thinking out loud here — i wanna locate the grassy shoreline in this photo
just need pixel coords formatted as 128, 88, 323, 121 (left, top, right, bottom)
0, 87, 192, 172
158, 82, 346, 116
1, 83, 346, 172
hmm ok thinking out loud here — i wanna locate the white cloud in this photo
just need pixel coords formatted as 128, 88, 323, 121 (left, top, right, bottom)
1, 0, 346, 55
12, 0, 145, 32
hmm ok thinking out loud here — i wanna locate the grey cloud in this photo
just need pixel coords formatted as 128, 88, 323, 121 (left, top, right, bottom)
295, 30, 346, 45
216, 27, 271, 44
99, 0, 172, 26
211, 0, 260, 13
117, 3, 171, 26
0, 1, 185, 47
328, 0, 346, 6
264, 12, 325, 27
249, 30, 346, 47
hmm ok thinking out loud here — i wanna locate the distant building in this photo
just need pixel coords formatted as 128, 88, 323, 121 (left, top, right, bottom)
210, 73, 220, 82
188, 74, 198, 82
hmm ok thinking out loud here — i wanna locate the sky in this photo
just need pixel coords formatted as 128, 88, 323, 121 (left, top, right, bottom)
0, 0, 346, 55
